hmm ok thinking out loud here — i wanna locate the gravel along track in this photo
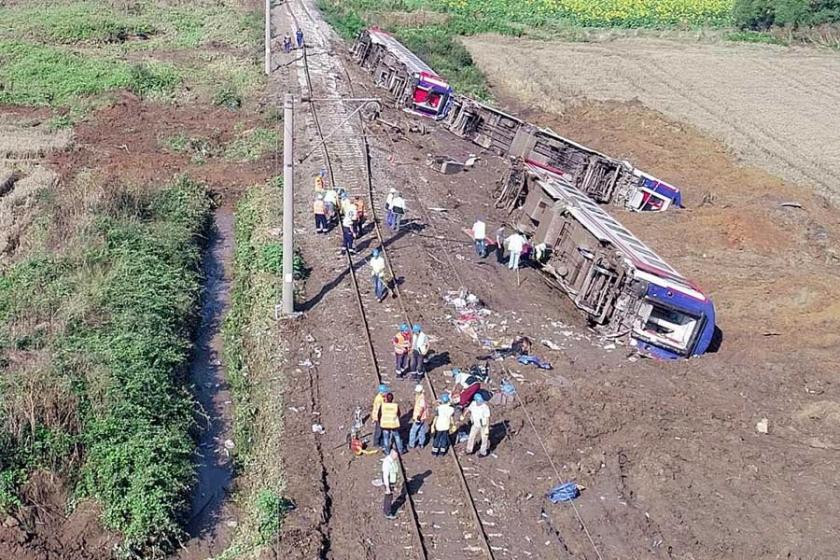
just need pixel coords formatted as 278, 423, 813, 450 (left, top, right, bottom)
462, 36, 840, 203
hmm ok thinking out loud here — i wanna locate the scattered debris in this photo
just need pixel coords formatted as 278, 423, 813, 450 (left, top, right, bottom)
780, 202, 803, 209
547, 482, 581, 503
541, 339, 562, 351
312, 423, 325, 434
755, 418, 769, 434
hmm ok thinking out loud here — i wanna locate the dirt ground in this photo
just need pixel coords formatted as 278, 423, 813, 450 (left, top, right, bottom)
268, 8, 840, 560
463, 36, 840, 206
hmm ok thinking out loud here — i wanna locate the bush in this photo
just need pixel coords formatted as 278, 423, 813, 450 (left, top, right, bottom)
733, 0, 840, 29
127, 62, 180, 98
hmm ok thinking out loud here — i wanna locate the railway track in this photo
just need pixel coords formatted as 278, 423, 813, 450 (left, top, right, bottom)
283, 0, 497, 557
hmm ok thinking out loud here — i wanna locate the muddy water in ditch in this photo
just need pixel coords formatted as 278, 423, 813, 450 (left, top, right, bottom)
177, 208, 235, 558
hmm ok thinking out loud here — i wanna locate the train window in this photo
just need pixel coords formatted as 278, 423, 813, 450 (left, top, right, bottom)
634, 302, 699, 353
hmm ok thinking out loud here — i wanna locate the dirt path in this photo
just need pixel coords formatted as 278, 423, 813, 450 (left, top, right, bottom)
177, 208, 236, 559
461, 36, 840, 204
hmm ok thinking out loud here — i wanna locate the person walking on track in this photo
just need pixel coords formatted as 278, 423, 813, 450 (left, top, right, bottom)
390, 191, 406, 232
295, 28, 304, 49
371, 383, 389, 449
462, 393, 491, 457
384, 188, 397, 229
369, 248, 388, 302
472, 218, 487, 257
409, 323, 430, 380
393, 323, 412, 378
382, 448, 400, 519
342, 211, 356, 254
431, 393, 456, 457
409, 384, 429, 449
353, 195, 366, 236
380, 392, 405, 454
313, 194, 327, 233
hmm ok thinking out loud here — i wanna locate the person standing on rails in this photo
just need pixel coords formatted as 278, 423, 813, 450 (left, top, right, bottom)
353, 195, 366, 236
393, 323, 412, 378
495, 224, 506, 264
283, 35, 292, 54
369, 248, 388, 302
409, 323, 430, 380
295, 28, 304, 49
342, 211, 356, 254
313, 194, 327, 233
390, 191, 407, 232
462, 393, 491, 457
505, 230, 527, 270
323, 187, 338, 227
472, 218, 487, 257
408, 384, 429, 449
371, 383, 389, 450
380, 392, 405, 454
382, 448, 400, 519
384, 188, 397, 229
431, 393, 456, 456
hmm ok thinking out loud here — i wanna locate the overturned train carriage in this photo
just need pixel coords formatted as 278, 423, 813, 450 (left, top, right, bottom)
352, 28, 453, 120
513, 168, 716, 358
446, 97, 682, 212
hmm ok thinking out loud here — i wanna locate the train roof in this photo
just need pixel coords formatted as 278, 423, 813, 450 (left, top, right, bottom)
367, 28, 437, 78
528, 165, 704, 299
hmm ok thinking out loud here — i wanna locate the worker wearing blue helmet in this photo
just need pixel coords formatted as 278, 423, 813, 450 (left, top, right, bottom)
371, 383, 389, 449
462, 391, 491, 457
409, 323, 430, 380
369, 247, 387, 302
393, 324, 412, 378
431, 393, 456, 457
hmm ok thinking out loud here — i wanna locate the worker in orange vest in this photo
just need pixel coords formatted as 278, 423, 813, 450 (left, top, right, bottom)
380, 392, 405, 454
393, 323, 412, 378
353, 195, 366, 236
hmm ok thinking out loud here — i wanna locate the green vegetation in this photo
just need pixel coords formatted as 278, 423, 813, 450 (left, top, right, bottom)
733, 0, 840, 29
0, 41, 179, 106
0, 1, 264, 112
725, 29, 788, 42
225, 128, 280, 162
0, 177, 213, 553
217, 180, 301, 558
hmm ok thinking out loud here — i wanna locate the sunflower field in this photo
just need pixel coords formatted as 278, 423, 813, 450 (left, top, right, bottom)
432, 0, 733, 28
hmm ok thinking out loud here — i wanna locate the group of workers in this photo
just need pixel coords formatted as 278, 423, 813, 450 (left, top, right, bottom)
471, 218, 546, 270
392, 323, 429, 379
312, 174, 367, 253
372, 378, 493, 518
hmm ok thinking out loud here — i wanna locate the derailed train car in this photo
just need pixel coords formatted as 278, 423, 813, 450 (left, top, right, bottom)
352, 28, 453, 120
513, 166, 716, 358
352, 28, 681, 212
446, 97, 682, 212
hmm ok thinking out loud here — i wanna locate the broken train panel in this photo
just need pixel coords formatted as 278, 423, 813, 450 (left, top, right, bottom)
352, 28, 453, 120
514, 170, 716, 358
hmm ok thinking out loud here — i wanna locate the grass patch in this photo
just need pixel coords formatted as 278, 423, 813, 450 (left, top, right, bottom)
0, 176, 213, 554
216, 180, 302, 558
726, 29, 788, 43
224, 128, 279, 162
0, 40, 179, 106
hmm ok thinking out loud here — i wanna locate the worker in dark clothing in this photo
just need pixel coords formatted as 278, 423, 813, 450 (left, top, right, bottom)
296, 28, 304, 48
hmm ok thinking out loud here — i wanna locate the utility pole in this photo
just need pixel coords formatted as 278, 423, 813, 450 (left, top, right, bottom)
264, 0, 270, 75
281, 94, 295, 315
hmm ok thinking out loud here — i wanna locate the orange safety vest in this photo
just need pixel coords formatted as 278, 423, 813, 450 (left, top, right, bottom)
412, 394, 428, 422
313, 199, 325, 215
393, 332, 411, 355
380, 403, 400, 429
354, 199, 365, 216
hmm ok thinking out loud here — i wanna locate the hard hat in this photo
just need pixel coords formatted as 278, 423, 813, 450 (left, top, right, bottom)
412, 324, 421, 334
450, 367, 461, 377
372, 248, 380, 257
316, 194, 323, 199
440, 394, 450, 404
473, 393, 485, 403
378, 384, 388, 393
414, 384, 424, 393
400, 323, 410, 333
389, 187, 396, 193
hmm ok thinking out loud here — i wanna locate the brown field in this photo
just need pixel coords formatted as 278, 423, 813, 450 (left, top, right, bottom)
463, 36, 840, 203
